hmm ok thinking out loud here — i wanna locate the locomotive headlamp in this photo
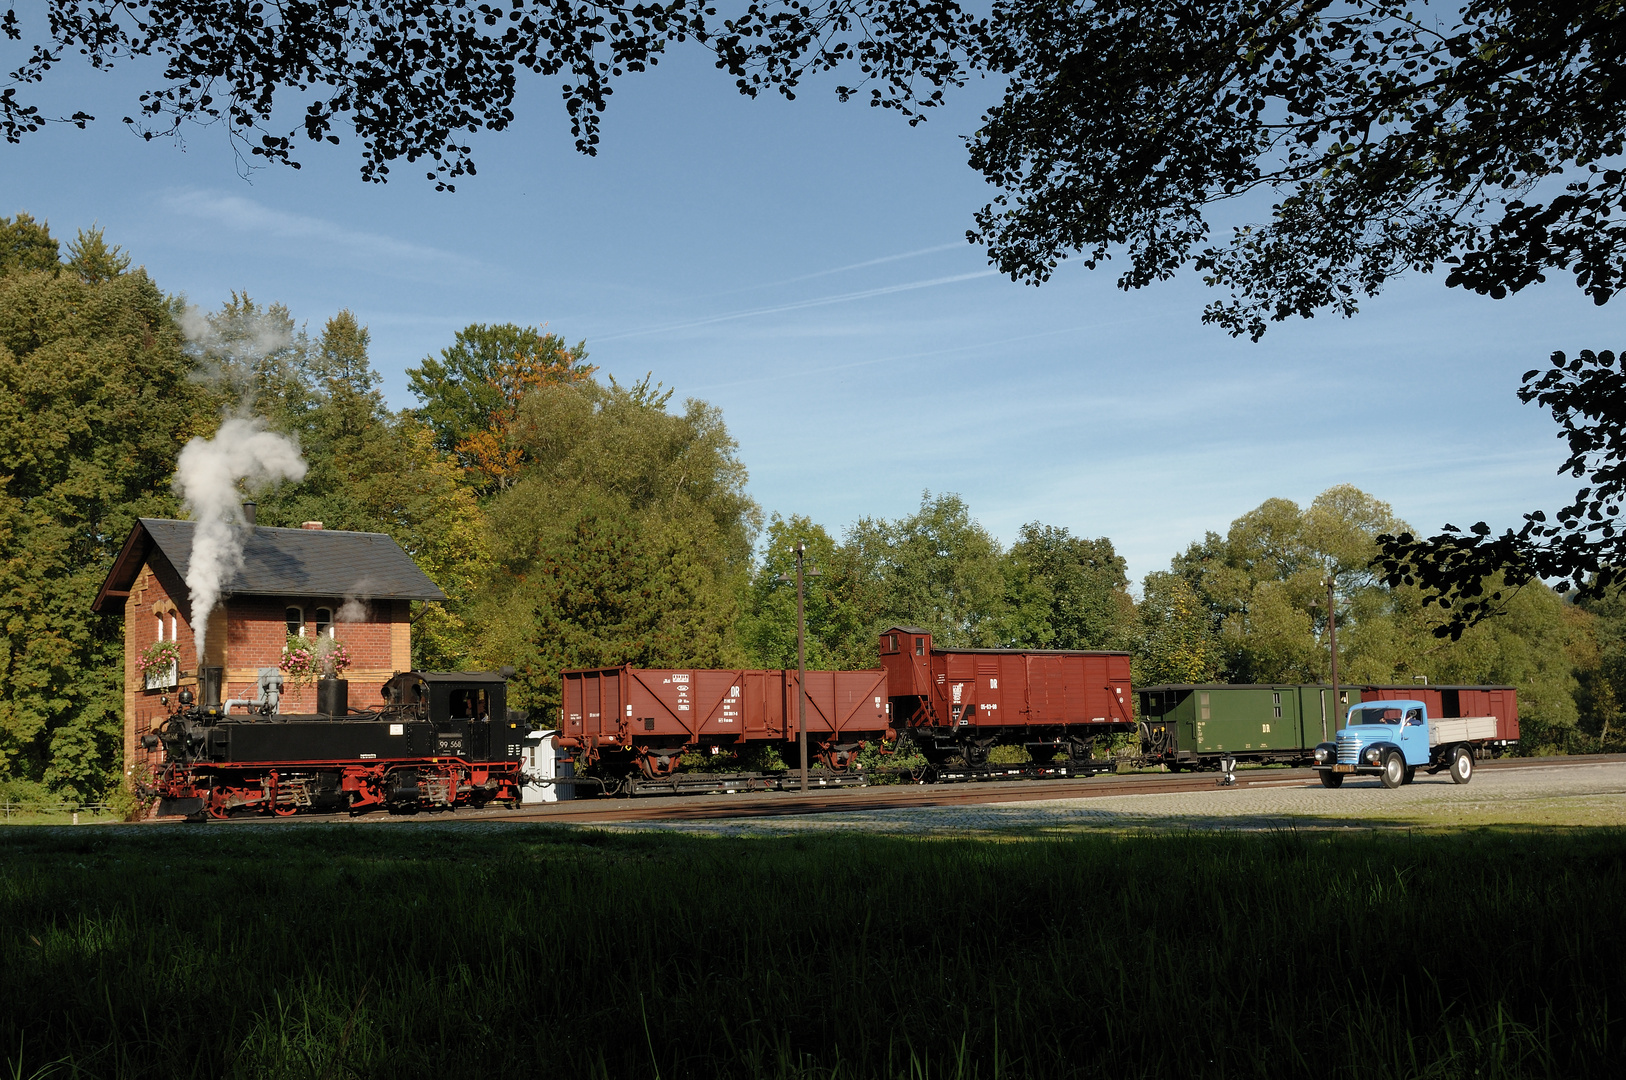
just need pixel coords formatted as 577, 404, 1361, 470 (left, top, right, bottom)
140, 733, 160, 750
178, 689, 194, 705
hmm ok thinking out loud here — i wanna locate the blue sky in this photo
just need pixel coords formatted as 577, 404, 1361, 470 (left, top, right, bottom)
6, 45, 1623, 588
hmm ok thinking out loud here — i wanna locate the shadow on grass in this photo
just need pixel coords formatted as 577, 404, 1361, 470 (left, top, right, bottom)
1, 824, 1622, 1078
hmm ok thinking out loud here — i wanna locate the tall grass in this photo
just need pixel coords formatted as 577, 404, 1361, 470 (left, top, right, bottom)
0, 824, 1620, 1079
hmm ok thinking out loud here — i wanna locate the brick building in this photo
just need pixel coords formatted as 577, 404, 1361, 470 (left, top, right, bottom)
92, 516, 446, 777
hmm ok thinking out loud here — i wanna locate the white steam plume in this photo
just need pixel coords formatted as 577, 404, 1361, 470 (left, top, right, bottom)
336, 592, 371, 624
175, 417, 308, 665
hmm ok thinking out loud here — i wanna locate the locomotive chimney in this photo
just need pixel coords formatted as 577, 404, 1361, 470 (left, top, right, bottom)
201, 666, 224, 707
242, 501, 256, 526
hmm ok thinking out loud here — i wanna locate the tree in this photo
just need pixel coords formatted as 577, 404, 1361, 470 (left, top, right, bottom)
1000, 523, 1134, 649
738, 515, 872, 670
1165, 485, 1407, 683
0, 219, 207, 798
1380, 349, 1626, 636
3, 1, 975, 188
407, 323, 593, 491
1135, 571, 1221, 685
476, 375, 760, 718
969, 2, 1626, 339
0, 213, 58, 276
843, 492, 1010, 647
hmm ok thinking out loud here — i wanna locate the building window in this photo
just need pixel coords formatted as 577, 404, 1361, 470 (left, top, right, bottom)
313, 607, 333, 638
155, 613, 165, 642
285, 606, 303, 636
168, 614, 177, 641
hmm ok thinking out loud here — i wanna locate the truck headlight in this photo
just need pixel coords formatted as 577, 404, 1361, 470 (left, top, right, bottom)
1314, 747, 1328, 763
1365, 747, 1381, 764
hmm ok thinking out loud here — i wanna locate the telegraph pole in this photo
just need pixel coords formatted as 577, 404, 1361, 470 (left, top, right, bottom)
1326, 575, 1341, 732
794, 542, 809, 793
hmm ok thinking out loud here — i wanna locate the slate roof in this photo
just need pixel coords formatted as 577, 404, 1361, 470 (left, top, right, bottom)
93, 518, 447, 614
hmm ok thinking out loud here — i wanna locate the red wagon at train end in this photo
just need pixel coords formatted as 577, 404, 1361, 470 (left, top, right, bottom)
878, 627, 1134, 766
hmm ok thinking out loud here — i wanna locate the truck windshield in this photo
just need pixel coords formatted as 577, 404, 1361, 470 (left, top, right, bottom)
1347, 704, 1403, 725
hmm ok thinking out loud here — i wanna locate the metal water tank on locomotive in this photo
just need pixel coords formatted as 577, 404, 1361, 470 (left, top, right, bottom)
141, 665, 529, 818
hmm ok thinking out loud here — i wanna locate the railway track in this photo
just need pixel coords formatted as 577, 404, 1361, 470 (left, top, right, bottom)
474, 753, 1626, 827
189, 753, 1626, 826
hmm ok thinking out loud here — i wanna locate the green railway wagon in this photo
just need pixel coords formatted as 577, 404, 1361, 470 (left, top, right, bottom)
1139, 684, 1363, 770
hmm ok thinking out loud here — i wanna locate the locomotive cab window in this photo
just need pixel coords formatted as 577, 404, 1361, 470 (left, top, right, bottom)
450, 689, 489, 719
285, 606, 303, 635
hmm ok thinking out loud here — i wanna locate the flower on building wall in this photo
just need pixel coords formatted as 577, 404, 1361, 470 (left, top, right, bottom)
136, 639, 182, 675
280, 634, 352, 685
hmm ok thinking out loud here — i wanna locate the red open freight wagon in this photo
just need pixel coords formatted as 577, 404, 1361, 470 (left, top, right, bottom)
557, 665, 890, 777
1355, 684, 1519, 743
879, 626, 1134, 764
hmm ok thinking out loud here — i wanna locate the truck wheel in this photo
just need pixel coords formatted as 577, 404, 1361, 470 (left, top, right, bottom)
1404, 766, 1416, 785
1319, 771, 1344, 788
1450, 746, 1474, 785
1381, 750, 1406, 789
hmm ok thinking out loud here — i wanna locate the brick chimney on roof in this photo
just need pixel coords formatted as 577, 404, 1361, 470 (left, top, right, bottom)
300, 521, 324, 530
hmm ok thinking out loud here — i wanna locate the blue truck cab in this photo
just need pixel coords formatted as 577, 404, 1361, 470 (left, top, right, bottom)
1311, 699, 1484, 789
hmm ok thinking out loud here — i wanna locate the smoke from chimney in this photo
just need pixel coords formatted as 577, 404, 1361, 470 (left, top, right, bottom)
174, 417, 307, 665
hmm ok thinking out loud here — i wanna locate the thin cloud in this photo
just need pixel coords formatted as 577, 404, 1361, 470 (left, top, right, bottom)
160, 189, 482, 276
686, 316, 1155, 393
712, 241, 971, 298
595, 269, 1000, 342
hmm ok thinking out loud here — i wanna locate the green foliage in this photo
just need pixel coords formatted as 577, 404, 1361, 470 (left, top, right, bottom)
743, 501, 1137, 668
0, 228, 204, 800
406, 322, 591, 464
0, 213, 58, 277
1000, 522, 1134, 648
1135, 571, 1220, 686
739, 515, 874, 669
477, 377, 760, 721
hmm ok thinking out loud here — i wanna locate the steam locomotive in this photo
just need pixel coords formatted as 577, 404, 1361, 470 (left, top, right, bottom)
142, 665, 529, 818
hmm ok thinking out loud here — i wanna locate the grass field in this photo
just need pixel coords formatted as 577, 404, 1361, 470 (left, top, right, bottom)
1, 822, 1622, 1079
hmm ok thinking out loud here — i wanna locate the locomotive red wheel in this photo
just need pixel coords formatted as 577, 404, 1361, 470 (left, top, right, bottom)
271, 799, 299, 817
206, 795, 231, 819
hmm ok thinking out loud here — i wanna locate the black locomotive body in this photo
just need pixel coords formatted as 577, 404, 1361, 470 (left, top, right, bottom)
143, 669, 529, 818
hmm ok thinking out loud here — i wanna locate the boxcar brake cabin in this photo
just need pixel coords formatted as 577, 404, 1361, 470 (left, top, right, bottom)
92, 511, 447, 782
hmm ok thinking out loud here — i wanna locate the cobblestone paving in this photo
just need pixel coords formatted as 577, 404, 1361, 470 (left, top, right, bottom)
592, 760, 1626, 837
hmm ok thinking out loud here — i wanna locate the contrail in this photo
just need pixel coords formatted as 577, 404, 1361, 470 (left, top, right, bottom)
596, 270, 1000, 342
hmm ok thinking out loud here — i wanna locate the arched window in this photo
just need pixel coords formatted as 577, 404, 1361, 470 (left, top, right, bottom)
314, 607, 333, 638
168, 614, 177, 642
285, 606, 304, 636
155, 613, 165, 642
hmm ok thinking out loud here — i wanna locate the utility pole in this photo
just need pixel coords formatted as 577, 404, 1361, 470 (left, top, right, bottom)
794, 542, 809, 793
1326, 574, 1341, 733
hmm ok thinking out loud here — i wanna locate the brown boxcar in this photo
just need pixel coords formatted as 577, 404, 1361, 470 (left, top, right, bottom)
1355, 684, 1519, 744
878, 626, 1134, 764
556, 666, 889, 777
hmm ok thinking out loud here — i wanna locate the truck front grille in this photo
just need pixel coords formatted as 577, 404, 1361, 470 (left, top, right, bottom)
1337, 736, 1360, 765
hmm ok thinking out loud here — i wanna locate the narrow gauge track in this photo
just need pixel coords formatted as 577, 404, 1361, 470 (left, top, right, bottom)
193, 754, 1625, 825
476, 753, 1623, 827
